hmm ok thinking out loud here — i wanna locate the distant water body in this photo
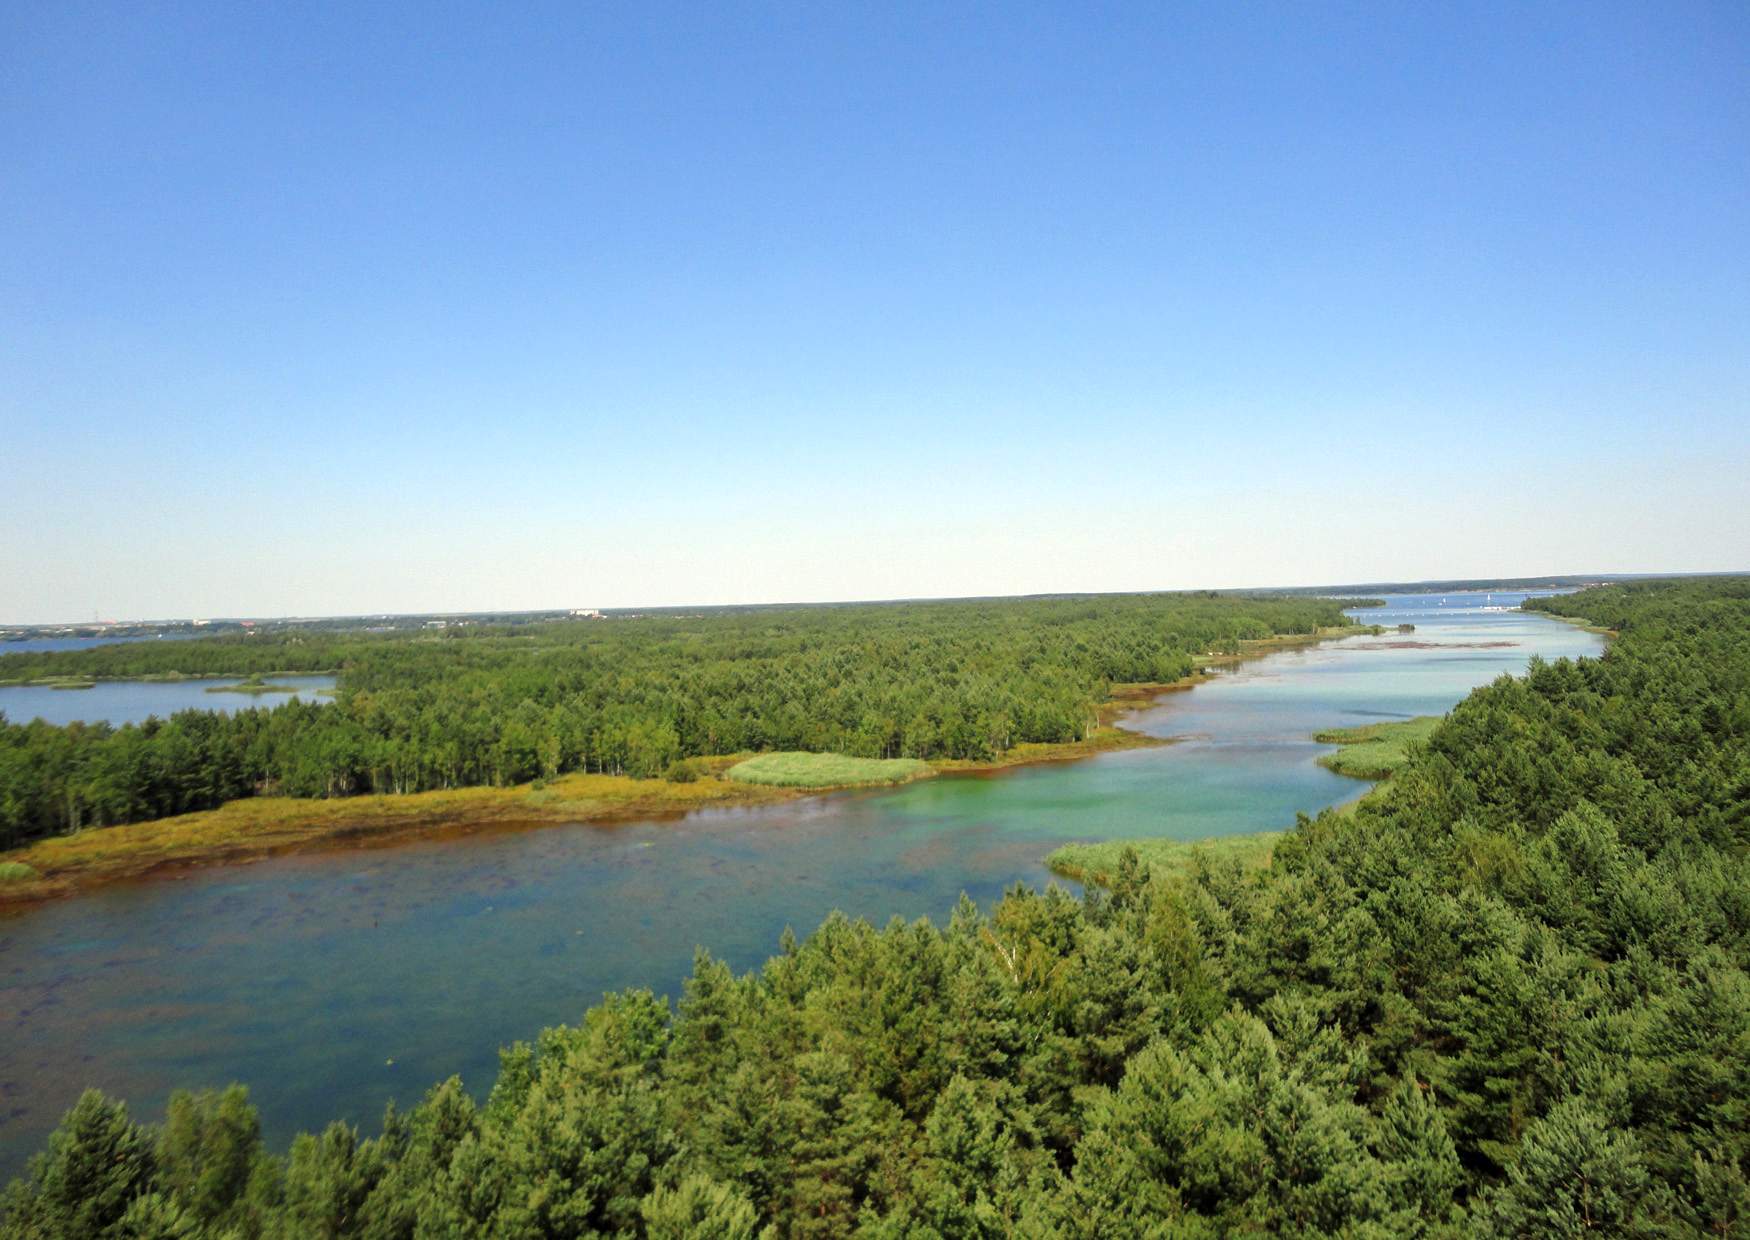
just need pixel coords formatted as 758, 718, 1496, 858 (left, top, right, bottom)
0, 675, 337, 728
0, 593, 1602, 1176
0, 634, 194, 655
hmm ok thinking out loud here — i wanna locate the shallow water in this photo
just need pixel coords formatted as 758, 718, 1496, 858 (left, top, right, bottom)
0, 594, 1600, 1174
0, 675, 336, 728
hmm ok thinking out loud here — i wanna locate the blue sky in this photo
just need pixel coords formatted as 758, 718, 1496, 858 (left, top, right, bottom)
3, 2, 1746, 622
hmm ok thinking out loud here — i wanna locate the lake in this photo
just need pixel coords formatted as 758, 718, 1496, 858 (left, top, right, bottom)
0, 675, 337, 728
0, 593, 1602, 1176
0, 634, 198, 656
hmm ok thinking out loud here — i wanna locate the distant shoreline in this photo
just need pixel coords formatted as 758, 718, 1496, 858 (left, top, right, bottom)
0, 669, 341, 687
0, 624, 1375, 909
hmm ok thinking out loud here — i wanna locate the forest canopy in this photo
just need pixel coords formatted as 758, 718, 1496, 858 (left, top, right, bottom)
0, 593, 1355, 848
4, 577, 1748, 1236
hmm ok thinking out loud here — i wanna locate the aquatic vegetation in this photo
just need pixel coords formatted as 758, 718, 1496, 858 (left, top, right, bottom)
724, 751, 932, 788
1046, 831, 1280, 885
203, 677, 299, 695
1312, 714, 1441, 778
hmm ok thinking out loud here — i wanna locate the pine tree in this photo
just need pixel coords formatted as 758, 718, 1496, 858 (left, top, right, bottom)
639, 1172, 766, 1239
4, 1090, 155, 1239
1374, 1077, 1463, 1233
1478, 1099, 1657, 1237
155, 1084, 262, 1230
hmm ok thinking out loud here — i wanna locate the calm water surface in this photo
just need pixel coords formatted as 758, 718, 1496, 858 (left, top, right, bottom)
0, 676, 336, 728
0, 635, 192, 655
0, 594, 1601, 1174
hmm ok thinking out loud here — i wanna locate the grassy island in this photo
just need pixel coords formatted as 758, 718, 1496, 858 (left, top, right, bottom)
1312, 715, 1441, 779
1048, 831, 1281, 886
724, 752, 932, 788
204, 676, 301, 696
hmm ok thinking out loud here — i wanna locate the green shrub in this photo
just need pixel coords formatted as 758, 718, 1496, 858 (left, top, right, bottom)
663, 759, 705, 783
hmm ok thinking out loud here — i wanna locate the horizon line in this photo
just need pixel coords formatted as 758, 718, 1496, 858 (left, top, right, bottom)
6, 568, 1746, 631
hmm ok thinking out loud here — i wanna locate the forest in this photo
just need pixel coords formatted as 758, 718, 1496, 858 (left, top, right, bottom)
2, 575, 1746, 1237
0, 593, 1352, 848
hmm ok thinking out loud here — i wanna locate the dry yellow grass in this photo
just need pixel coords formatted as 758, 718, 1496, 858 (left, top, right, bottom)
0, 771, 797, 904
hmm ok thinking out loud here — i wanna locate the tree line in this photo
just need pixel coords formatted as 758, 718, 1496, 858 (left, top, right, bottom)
0, 593, 1355, 848
3, 576, 1747, 1236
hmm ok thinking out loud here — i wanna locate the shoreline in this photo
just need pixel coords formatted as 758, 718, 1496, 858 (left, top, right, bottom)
1050, 611, 1582, 891
0, 623, 1375, 910
0, 669, 342, 687
1538, 611, 1618, 638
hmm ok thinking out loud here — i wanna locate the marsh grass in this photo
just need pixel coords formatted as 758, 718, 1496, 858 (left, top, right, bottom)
0, 771, 795, 903
1047, 833, 1281, 886
725, 752, 932, 788
1313, 716, 1441, 779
